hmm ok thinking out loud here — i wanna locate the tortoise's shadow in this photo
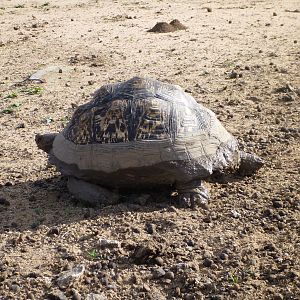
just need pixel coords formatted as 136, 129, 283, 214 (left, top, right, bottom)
0, 176, 173, 234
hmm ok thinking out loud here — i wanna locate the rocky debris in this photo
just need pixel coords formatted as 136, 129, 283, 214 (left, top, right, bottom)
57, 265, 85, 289
29, 66, 63, 83
99, 239, 121, 249
86, 294, 107, 300
145, 223, 156, 234
47, 289, 68, 300
0, 197, 10, 206
273, 84, 300, 101
152, 267, 166, 279
131, 241, 164, 264
47, 227, 60, 236
148, 19, 187, 33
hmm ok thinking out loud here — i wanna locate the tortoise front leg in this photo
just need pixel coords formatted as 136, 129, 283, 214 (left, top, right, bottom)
175, 180, 209, 208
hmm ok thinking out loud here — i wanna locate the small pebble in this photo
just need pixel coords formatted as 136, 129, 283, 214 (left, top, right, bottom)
146, 223, 156, 234
219, 253, 228, 260
153, 267, 165, 278
11, 284, 20, 292
273, 294, 283, 300
164, 271, 175, 280
153, 257, 164, 266
281, 94, 294, 102
203, 258, 213, 267
0, 197, 10, 206
47, 227, 60, 236
272, 200, 283, 208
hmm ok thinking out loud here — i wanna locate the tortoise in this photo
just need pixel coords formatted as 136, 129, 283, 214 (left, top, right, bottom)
36, 77, 263, 207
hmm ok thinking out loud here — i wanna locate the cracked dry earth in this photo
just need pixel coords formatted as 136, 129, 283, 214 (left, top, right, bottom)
0, 0, 300, 299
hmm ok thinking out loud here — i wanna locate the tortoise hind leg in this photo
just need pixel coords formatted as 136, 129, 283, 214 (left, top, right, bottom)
175, 180, 209, 208
67, 177, 119, 206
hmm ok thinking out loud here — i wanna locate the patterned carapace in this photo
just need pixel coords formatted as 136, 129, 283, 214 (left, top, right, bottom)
64, 77, 211, 144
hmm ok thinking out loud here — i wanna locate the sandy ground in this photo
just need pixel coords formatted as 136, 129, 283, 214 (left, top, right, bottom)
0, 0, 300, 299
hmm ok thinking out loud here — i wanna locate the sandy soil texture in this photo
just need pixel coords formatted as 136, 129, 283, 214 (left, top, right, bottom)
0, 0, 299, 299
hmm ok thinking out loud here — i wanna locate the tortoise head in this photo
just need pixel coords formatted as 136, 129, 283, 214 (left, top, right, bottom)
238, 151, 264, 176
35, 133, 57, 153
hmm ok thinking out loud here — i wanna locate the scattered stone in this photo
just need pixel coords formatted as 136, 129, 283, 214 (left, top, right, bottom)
164, 271, 175, 280
273, 293, 283, 300
146, 223, 156, 234
99, 239, 121, 249
148, 19, 187, 33
131, 242, 162, 264
10, 284, 20, 292
207, 7, 212, 12
281, 94, 295, 102
29, 66, 63, 83
47, 289, 68, 300
0, 197, 10, 206
219, 253, 228, 260
272, 200, 283, 208
47, 227, 60, 236
231, 210, 241, 218
57, 265, 85, 289
153, 257, 164, 266
86, 293, 107, 300
203, 258, 213, 267
228, 70, 239, 79
152, 267, 166, 279
273, 12, 277, 16
16, 123, 25, 129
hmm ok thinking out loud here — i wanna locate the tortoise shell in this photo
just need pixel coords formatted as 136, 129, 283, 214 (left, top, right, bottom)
64, 77, 211, 144
50, 77, 239, 188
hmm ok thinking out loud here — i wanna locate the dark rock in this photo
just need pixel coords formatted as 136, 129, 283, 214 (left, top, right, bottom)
131, 242, 163, 264
219, 253, 228, 260
164, 271, 175, 280
273, 294, 283, 300
16, 123, 25, 129
47, 227, 60, 236
272, 200, 283, 208
47, 290, 67, 300
153, 257, 164, 266
281, 94, 294, 102
146, 223, 156, 234
152, 267, 166, 279
0, 197, 10, 206
203, 258, 213, 267
228, 71, 238, 79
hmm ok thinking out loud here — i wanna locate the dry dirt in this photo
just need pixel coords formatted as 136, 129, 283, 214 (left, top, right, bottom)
0, 0, 300, 299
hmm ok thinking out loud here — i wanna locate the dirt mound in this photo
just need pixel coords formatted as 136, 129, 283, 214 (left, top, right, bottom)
148, 19, 187, 33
